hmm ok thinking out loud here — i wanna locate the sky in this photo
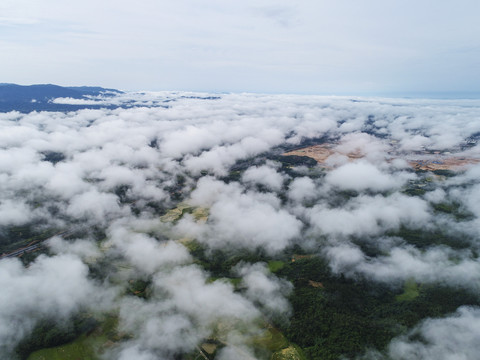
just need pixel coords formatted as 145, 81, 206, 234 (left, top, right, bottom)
1, 0, 480, 94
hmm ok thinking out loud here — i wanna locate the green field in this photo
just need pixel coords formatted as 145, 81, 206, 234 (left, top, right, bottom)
268, 260, 286, 273
27, 334, 102, 360
396, 279, 420, 302
25, 315, 119, 360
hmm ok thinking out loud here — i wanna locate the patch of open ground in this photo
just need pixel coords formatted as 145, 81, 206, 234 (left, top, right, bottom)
408, 156, 480, 171
271, 345, 306, 360
283, 143, 479, 171
161, 203, 209, 223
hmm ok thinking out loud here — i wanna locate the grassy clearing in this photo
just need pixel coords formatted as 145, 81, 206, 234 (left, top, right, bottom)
253, 327, 289, 352
178, 237, 199, 251
27, 334, 102, 360
27, 314, 119, 360
192, 207, 209, 223
160, 203, 209, 223
396, 279, 420, 302
160, 203, 189, 222
268, 261, 285, 273
271, 344, 306, 360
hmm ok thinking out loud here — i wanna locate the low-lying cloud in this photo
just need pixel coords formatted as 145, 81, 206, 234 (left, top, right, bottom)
362, 307, 480, 360
1, 92, 480, 358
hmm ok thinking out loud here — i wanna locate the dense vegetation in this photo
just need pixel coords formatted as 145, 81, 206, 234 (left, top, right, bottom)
4, 147, 479, 360
276, 256, 479, 359
16, 316, 99, 359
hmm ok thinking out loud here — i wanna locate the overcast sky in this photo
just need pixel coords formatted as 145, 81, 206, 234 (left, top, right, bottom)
1, 0, 479, 95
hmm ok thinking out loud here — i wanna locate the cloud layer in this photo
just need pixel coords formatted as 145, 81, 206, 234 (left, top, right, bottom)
1, 92, 480, 358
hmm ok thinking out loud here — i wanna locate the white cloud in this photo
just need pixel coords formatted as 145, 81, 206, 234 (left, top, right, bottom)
50, 97, 105, 105
242, 164, 284, 191
1, 92, 480, 359
47, 236, 100, 261
388, 306, 480, 360
0, 255, 113, 355
307, 193, 430, 238
66, 189, 128, 225
108, 227, 191, 274
0, 200, 33, 226
288, 176, 317, 202
236, 262, 292, 316
177, 178, 302, 253
325, 161, 412, 192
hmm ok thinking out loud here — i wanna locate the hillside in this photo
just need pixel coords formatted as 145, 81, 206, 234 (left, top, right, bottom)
0, 83, 122, 112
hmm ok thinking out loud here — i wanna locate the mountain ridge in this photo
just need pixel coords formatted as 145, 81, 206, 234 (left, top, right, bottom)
0, 83, 122, 112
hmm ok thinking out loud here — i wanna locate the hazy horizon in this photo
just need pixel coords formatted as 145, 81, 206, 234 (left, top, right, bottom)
3, 82, 480, 101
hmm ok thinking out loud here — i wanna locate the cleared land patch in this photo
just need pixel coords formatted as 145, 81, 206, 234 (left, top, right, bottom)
283, 143, 479, 171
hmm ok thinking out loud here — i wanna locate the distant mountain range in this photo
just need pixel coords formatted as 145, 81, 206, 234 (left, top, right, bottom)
0, 83, 122, 112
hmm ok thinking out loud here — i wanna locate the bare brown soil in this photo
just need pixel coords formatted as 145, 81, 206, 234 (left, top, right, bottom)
283, 144, 363, 168
291, 254, 314, 262
408, 157, 480, 171
283, 144, 479, 171
308, 280, 324, 288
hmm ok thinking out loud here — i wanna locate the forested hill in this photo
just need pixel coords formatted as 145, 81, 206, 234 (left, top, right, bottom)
0, 83, 122, 112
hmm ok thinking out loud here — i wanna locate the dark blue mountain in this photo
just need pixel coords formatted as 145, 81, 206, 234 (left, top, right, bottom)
0, 83, 123, 113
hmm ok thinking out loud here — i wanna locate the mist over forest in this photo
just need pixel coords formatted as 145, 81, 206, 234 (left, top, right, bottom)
2, 91, 480, 360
